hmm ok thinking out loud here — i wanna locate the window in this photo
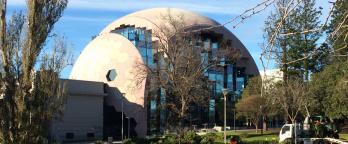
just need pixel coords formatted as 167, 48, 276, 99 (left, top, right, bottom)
128, 30, 135, 40
281, 126, 290, 134
66, 132, 74, 139
216, 73, 223, 93
236, 77, 245, 91
204, 40, 210, 49
106, 69, 117, 81
212, 42, 218, 49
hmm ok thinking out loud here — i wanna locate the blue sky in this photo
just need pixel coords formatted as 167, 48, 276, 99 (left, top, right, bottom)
7, 0, 331, 78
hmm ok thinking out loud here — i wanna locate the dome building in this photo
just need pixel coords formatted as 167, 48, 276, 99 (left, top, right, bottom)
53, 8, 259, 142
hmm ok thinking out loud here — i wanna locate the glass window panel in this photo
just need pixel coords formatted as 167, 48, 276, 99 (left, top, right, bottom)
209, 73, 216, 81
140, 48, 147, 56
150, 100, 156, 110
216, 73, 223, 93
228, 65, 233, 84
139, 32, 145, 41
201, 53, 209, 68
204, 40, 210, 49
160, 88, 166, 103
204, 71, 209, 77
212, 42, 218, 49
123, 27, 128, 37
219, 58, 225, 65
195, 39, 202, 47
138, 41, 145, 48
129, 32, 135, 40
209, 99, 215, 114
236, 77, 245, 91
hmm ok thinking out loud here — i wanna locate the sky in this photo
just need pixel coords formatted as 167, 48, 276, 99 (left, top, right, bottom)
7, 0, 332, 78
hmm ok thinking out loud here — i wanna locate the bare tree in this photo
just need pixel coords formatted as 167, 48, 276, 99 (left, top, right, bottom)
0, 0, 68, 143
270, 79, 310, 123
134, 13, 240, 127
236, 94, 264, 132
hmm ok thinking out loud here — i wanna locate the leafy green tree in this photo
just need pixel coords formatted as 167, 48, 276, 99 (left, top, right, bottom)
0, 0, 68, 143
263, 0, 329, 124
307, 0, 348, 119
309, 60, 348, 118
264, 0, 328, 80
286, 0, 324, 80
236, 76, 279, 132
327, 0, 348, 62
264, 0, 294, 82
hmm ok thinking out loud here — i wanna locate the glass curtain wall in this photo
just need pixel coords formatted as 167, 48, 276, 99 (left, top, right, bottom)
113, 27, 249, 132
112, 26, 160, 133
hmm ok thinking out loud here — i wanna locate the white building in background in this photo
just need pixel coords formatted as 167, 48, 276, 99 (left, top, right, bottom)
260, 69, 283, 82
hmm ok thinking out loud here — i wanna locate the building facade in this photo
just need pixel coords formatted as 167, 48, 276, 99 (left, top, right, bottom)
51, 80, 106, 142
66, 8, 259, 139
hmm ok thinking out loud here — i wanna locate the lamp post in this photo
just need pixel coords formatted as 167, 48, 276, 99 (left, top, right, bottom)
233, 92, 236, 132
222, 88, 229, 144
121, 93, 125, 141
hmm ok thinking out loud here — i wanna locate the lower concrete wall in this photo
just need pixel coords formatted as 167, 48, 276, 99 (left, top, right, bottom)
51, 79, 105, 142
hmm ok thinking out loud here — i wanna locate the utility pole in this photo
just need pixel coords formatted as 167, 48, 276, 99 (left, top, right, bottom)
222, 88, 229, 144
234, 93, 236, 132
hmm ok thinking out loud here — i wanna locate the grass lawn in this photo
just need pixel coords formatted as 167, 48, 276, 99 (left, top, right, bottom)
213, 129, 279, 143
340, 133, 348, 141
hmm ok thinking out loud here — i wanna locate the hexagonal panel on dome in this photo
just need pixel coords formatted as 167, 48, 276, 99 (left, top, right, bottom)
106, 69, 117, 81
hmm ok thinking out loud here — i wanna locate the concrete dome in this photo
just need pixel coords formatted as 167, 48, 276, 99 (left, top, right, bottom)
69, 8, 259, 138
69, 33, 147, 137
100, 8, 220, 35
100, 8, 259, 75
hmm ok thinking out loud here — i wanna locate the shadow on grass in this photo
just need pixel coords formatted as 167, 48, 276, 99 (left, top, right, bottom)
246, 132, 278, 138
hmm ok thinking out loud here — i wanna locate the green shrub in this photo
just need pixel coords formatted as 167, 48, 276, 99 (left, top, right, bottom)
160, 131, 203, 144
181, 130, 201, 144
200, 133, 216, 144
160, 134, 177, 144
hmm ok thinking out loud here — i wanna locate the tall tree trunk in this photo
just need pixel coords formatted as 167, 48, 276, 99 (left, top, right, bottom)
304, 35, 309, 81
0, 0, 12, 143
180, 101, 186, 128
263, 116, 268, 131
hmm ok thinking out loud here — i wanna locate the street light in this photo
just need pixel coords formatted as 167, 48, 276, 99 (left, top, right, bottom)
121, 93, 125, 141
222, 88, 229, 144
233, 92, 236, 133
